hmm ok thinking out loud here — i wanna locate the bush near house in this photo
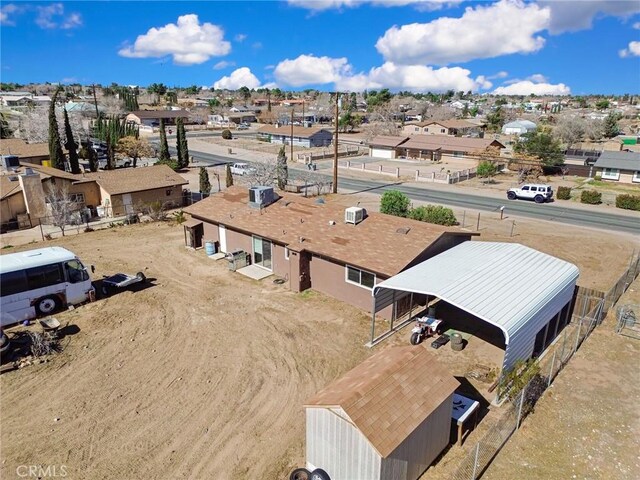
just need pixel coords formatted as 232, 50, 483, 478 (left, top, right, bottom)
155, 157, 180, 171
615, 194, 640, 211
408, 205, 458, 226
380, 190, 410, 217
580, 190, 602, 205
557, 186, 572, 200
221, 129, 232, 140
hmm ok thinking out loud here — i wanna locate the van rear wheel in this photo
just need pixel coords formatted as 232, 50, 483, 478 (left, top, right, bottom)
36, 296, 60, 315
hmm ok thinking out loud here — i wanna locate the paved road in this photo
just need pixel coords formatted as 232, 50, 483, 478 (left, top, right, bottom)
179, 145, 640, 235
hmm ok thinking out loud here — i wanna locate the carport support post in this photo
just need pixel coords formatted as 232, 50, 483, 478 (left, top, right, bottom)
408, 292, 414, 321
390, 290, 396, 331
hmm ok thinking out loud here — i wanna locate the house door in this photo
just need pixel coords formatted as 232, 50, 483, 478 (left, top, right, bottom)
252, 236, 272, 270
122, 193, 134, 214
218, 225, 227, 253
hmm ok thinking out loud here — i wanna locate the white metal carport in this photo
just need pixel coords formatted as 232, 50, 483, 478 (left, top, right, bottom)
371, 242, 580, 373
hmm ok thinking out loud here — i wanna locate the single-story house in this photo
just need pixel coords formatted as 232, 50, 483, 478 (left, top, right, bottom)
227, 113, 257, 125
0, 94, 51, 108
593, 150, 640, 184
399, 135, 505, 159
125, 110, 190, 127
501, 120, 537, 136
183, 186, 476, 316
403, 120, 480, 137
305, 345, 459, 480
0, 139, 50, 165
1, 164, 187, 229
368, 136, 410, 159
257, 125, 333, 148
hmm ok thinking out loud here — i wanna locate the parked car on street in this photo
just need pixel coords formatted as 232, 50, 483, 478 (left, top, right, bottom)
237, 124, 249, 130
506, 184, 553, 203
230, 162, 255, 176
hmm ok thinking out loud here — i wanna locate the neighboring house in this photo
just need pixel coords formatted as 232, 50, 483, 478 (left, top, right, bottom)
125, 110, 190, 127
501, 120, 537, 136
368, 136, 410, 159
593, 150, 640, 184
398, 135, 505, 159
305, 345, 459, 480
0, 94, 51, 108
0, 139, 50, 165
257, 125, 333, 148
229, 105, 256, 113
183, 186, 476, 316
65, 101, 104, 116
0, 164, 187, 230
402, 120, 480, 137
227, 113, 257, 125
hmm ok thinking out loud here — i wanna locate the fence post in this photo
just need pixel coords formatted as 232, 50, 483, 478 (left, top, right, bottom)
415, 170, 419, 181
573, 317, 583, 353
559, 328, 568, 364
476, 213, 481, 231
396, 167, 400, 178
471, 442, 480, 480
462, 210, 466, 228
516, 386, 526, 429
547, 350, 557, 387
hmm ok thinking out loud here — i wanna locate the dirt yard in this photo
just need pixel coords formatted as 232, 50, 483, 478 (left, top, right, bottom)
0, 223, 372, 479
483, 279, 640, 480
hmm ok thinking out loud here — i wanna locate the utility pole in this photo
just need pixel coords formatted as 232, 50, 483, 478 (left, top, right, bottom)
332, 93, 339, 194
302, 100, 305, 127
92, 84, 99, 119
290, 108, 294, 165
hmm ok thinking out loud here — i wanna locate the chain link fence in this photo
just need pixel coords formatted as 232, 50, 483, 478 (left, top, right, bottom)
452, 252, 640, 480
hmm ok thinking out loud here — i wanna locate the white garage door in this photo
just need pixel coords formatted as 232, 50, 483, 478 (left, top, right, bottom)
370, 148, 394, 159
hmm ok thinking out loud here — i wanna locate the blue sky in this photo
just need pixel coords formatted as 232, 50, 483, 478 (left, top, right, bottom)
1, 1, 639, 94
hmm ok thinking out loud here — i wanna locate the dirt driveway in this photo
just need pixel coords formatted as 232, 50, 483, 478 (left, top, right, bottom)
0, 223, 371, 479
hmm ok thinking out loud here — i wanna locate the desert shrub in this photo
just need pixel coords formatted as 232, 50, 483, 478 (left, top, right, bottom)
380, 190, 410, 217
145, 201, 169, 221
408, 205, 457, 226
155, 157, 179, 171
221, 129, 232, 140
580, 189, 602, 204
476, 160, 498, 178
556, 186, 572, 200
615, 194, 640, 211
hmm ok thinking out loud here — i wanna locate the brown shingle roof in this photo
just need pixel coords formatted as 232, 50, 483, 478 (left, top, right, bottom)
0, 139, 49, 158
0, 174, 22, 199
20, 163, 80, 181
369, 135, 409, 148
401, 135, 504, 153
305, 345, 459, 457
257, 124, 330, 138
185, 186, 471, 276
77, 165, 187, 195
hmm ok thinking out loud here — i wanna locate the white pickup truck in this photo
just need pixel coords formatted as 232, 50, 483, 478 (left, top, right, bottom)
506, 184, 553, 203
229, 162, 255, 176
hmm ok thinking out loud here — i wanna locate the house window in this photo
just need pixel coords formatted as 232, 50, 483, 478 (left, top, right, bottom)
345, 265, 376, 290
414, 127, 419, 132
633, 171, 640, 183
284, 247, 290, 260
166, 189, 172, 196
601, 168, 620, 180
440, 128, 446, 134
70, 193, 85, 203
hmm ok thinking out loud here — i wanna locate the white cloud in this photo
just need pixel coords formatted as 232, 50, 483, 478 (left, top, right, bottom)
213, 67, 261, 90
475, 75, 493, 90
527, 73, 548, 83
35, 3, 82, 30
274, 54, 352, 86
634, 22, 640, 30
541, 0, 640, 34
619, 41, 640, 58
375, 0, 550, 65
119, 14, 231, 65
288, 0, 461, 11
335, 62, 487, 93
489, 71, 509, 79
235, 33, 247, 42
213, 60, 236, 70
493, 80, 570, 96
0, 4, 18, 26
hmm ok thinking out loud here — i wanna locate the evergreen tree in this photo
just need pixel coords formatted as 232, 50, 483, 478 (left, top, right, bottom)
225, 163, 233, 188
176, 117, 189, 169
63, 108, 81, 174
105, 131, 115, 170
276, 145, 288, 190
603, 112, 621, 138
159, 119, 170, 162
48, 88, 66, 170
199, 167, 211, 195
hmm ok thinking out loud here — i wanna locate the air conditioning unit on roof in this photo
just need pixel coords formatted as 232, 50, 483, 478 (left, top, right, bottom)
345, 207, 365, 225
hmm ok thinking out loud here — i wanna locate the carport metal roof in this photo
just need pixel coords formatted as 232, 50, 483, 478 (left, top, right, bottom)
372, 242, 579, 372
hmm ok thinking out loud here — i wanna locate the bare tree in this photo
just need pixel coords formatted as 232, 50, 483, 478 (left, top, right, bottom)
584, 118, 605, 142
554, 116, 586, 147
245, 162, 277, 187
99, 95, 125, 116
18, 106, 88, 144
45, 183, 75, 236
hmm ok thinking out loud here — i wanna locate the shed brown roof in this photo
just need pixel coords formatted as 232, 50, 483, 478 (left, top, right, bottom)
0, 139, 49, 158
305, 345, 459, 457
185, 186, 470, 276
401, 135, 504, 153
369, 135, 410, 148
0, 174, 22, 199
77, 165, 187, 195
257, 124, 331, 138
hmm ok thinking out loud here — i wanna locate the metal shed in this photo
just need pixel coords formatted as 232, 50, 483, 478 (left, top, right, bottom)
371, 242, 580, 373
305, 345, 459, 480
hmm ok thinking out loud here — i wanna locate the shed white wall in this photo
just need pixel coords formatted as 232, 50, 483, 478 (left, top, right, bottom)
381, 393, 453, 480
306, 407, 381, 480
